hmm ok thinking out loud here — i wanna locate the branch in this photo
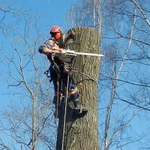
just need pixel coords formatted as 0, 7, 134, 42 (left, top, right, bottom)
131, 0, 150, 27
100, 73, 150, 88
103, 9, 137, 150
115, 93, 150, 112
109, 109, 141, 148
116, 7, 136, 79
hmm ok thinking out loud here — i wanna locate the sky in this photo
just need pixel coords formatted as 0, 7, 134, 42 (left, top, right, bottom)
0, 1, 80, 106
0, 0, 78, 149
25, 0, 77, 32
0, 0, 78, 104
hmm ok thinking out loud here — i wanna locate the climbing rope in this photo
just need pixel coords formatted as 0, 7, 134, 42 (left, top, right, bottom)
71, 69, 98, 86
61, 71, 70, 150
55, 79, 60, 118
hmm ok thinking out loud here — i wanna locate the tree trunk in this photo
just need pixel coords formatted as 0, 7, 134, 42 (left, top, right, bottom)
57, 26, 101, 150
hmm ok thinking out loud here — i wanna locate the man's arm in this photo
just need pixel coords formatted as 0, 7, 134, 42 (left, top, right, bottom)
38, 39, 62, 56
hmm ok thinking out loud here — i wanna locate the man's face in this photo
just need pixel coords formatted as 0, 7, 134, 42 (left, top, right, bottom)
51, 32, 61, 40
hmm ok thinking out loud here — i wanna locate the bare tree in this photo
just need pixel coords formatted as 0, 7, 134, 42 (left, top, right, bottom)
70, 0, 101, 33
0, 1, 57, 149
70, 0, 150, 149
101, 0, 150, 149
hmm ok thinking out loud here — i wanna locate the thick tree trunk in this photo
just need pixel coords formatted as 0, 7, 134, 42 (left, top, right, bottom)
57, 26, 101, 150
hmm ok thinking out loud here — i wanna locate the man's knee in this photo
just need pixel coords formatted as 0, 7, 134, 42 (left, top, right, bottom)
70, 89, 79, 100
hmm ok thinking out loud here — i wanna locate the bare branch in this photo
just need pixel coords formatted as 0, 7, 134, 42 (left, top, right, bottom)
131, 0, 150, 27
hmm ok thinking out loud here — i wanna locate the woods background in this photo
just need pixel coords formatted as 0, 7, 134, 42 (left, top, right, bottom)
0, 0, 150, 150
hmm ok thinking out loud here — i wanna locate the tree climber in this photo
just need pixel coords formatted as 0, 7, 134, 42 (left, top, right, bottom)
38, 26, 83, 118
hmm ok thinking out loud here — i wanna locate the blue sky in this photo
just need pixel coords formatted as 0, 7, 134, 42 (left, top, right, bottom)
0, 1, 83, 125
0, 1, 78, 149
0, 0, 78, 105
25, 0, 77, 32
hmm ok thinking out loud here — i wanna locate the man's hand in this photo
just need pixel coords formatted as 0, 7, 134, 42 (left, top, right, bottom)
52, 46, 63, 52
58, 48, 63, 52
43, 48, 52, 56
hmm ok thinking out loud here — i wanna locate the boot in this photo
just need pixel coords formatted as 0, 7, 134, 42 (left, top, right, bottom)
73, 99, 88, 117
73, 99, 83, 114
73, 99, 81, 109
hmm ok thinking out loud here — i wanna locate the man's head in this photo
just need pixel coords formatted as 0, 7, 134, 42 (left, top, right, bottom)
50, 26, 63, 40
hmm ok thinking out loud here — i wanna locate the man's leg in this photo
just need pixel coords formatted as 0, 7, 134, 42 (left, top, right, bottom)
70, 87, 81, 109
50, 65, 60, 118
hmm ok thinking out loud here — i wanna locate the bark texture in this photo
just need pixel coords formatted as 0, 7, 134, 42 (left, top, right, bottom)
57, 26, 101, 150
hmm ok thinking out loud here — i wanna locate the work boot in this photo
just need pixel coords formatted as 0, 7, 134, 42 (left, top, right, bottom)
73, 99, 81, 109
73, 99, 88, 117
73, 99, 84, 114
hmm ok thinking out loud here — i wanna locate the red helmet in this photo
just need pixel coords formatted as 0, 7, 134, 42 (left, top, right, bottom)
50, 26, 63, 34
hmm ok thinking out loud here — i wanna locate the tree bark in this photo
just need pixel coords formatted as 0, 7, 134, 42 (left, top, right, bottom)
57, 26, 101, 150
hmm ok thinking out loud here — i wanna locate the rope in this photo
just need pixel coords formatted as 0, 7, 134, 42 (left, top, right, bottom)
55, 79, 60, 118
61, 72, 70, 150
71, 69, 98, 86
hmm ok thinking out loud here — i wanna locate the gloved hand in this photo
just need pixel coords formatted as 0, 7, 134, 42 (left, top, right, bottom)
52, 46, 63, 52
